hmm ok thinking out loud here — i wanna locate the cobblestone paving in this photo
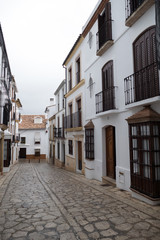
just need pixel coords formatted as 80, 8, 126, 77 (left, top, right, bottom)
0, 162, 160, 240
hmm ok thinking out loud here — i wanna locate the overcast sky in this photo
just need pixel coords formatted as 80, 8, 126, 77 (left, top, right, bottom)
0, 0, 98, 114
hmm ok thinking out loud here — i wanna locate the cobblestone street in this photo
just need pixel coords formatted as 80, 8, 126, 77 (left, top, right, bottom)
0, 162, 160, 240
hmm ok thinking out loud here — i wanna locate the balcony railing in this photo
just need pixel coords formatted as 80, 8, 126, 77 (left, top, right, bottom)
125, 0, 145, 20
12, 134, 20, 143
54, 128, 64, 138
124, 62, 159, 105
95, 87, 116, 114
96, 20, 112, 52
64, 111, 82, 129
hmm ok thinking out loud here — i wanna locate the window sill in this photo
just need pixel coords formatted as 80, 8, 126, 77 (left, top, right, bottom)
65, 79, 85, 98
125, 0, 154, 27
96, 40, 114, 56
85, 158, 94, 161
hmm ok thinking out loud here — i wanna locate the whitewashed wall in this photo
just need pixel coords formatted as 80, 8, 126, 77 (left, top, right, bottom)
83, 0, 156, 190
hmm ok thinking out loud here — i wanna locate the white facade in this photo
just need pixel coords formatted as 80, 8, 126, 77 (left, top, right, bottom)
18, 115, 48, 160
19, 129, 48, 157
81, 0, 160, 202
54, 80, 66, 167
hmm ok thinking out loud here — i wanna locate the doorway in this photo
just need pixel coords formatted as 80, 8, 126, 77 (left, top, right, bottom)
78, 141, 82, 171
19, 148, 26, 159
106, 126, 116, 179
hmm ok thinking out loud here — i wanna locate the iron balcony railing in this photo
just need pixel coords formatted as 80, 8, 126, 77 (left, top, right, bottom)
64, 111, 82, 129
124, 62, 159, 105
54, 128, 64, 138
125, 0, 145, 20
95, 87, 116, 114
96, 20, 112, 51
12, 134, 20, 143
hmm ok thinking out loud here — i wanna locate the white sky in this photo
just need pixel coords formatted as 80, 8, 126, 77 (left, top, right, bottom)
0, 0, 98, 114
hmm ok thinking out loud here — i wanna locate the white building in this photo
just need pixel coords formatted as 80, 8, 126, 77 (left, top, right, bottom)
80, 0, 160, 204
45, 98, 56, 163
0, 24, 22, 173
60, 0, 160, 204
63, 35, 86, 174
54, 80, 66, 167
18, 115, 48, 161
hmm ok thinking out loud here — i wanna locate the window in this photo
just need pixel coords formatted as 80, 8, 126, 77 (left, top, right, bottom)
21, 137, 26, 144
68, 140, 73, 155
35, 132, 41, 144
125, 0, 154, 27
76, 98, 82, 127
76, 57, 80, 84
34, 117, 42, 124
58, 94, 60, 111
88, 76, 94, 98
62, 88, 64, 108
68, 67, 72, 91
96, 60, 115, 114
35, 149, 40, 156
127, 107, 160, 198
97, 2, 112, 54
85, 129, 94, 159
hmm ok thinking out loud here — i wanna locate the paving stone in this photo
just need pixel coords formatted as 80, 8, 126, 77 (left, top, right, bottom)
60, 233, 77, 240
45, 222, 57, 229
100, 229, 118, 237
84, 223, 95, 232
115, 223, 132, 231
29, 232, 45, 240
57, 223, 70, 232
12, 230, 28, 238
134, 221, 150, 230
95, 221, 110, 230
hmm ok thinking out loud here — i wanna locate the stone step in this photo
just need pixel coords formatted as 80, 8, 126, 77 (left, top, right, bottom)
102, 176, 116, 187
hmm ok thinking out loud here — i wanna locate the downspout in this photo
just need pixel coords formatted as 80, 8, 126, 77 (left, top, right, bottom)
63, 65, 67, 118
155, 0, 160, 70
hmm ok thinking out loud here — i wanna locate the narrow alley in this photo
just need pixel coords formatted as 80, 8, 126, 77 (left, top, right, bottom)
0, 162, 160, 240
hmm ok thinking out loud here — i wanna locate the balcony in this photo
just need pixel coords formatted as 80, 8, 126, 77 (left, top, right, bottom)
95, 87, 116, 114
12, 134, 20, 143
125, 0, 154, 27
124, 62, 159, 105
64, 111, 82, 129
54, 128, 64, 138
96, 20, 113, 56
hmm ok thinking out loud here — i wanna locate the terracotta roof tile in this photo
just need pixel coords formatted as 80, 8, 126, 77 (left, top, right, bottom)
19, 115, 47, 130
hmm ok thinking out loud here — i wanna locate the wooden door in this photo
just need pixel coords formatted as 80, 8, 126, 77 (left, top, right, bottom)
3, 140, 11, 167
78, 141, 82, 171
106, 126, 115, 179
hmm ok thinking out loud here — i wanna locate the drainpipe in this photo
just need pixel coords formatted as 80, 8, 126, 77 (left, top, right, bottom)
63, 65, 67, 118
155, 0, 160, 70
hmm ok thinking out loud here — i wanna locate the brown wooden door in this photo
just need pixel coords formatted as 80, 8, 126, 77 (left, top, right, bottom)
78, 141, 82, 171
106, 126, 115, 179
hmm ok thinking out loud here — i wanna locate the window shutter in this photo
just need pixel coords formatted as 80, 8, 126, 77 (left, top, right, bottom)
105, 2, 111, 22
